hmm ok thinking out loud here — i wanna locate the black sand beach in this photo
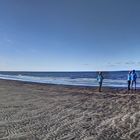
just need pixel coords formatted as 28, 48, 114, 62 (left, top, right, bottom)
0, 79, 140, 140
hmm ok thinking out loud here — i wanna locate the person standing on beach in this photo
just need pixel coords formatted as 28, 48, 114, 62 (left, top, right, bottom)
127, 71, 131, 90
97, 72, 104, 92
131, 70, 137, 90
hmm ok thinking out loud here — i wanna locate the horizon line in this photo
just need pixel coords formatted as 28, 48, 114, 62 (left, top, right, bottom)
0, 70, 139, 72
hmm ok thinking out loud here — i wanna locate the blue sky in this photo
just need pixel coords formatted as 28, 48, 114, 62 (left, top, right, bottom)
0, 0, 140, 71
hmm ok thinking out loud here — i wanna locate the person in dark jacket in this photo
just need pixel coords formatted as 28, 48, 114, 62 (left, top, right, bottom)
97, 72, 104, 92
131, 70, 137, 90
127, 71, 131, 91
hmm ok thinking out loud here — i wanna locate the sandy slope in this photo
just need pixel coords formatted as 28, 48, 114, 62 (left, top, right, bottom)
0, 79, 140, 140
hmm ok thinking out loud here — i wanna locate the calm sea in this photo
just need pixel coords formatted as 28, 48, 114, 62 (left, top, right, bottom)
0, 71, 140, 87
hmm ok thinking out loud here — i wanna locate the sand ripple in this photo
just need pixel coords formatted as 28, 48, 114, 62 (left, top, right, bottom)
0, 80, 140, 140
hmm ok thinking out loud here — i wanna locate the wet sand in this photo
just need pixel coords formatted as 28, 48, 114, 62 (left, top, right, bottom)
0, 79, 140, 140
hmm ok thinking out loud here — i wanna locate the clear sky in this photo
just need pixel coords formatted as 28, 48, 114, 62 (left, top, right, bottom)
0, 0, 140, 71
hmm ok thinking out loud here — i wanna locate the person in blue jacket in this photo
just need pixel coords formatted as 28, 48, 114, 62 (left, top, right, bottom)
127, 71, 131, 90
131, 70, 137, 90
97, 72, 104, 92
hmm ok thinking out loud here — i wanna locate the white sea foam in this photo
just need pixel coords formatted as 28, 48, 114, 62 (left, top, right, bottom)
0, 73, 140, 87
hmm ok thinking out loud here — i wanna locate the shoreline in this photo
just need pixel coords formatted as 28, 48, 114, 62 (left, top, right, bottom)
0, 78, 136, 90
0, 71, 138, 88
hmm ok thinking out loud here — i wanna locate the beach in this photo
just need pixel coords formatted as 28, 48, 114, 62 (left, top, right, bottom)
0, 79, 140, 140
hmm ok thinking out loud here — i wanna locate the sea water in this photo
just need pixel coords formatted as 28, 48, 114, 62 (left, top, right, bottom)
0, 71, 139, 87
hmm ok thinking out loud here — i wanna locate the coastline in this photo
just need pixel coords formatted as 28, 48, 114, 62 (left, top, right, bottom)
0, 71, 137, 88
0, 79, 140, 139
0, 78, 132, 90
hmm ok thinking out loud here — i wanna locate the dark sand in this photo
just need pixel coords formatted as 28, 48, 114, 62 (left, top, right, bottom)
0, 79, 140, 140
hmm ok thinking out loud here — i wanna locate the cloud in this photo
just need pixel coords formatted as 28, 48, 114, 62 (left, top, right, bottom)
125, 61, 136, 65
106, 62, 120, 67
105, 61, 140, 68
83, 64, 90, 66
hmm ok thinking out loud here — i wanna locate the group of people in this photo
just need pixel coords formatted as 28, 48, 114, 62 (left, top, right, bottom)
97, 70, 137, 92
127, 70, 137, 91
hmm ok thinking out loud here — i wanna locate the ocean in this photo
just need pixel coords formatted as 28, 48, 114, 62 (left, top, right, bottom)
0, 71, 139, 87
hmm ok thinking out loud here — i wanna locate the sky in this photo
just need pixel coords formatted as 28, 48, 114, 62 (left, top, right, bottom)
0, 0, 140, 71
